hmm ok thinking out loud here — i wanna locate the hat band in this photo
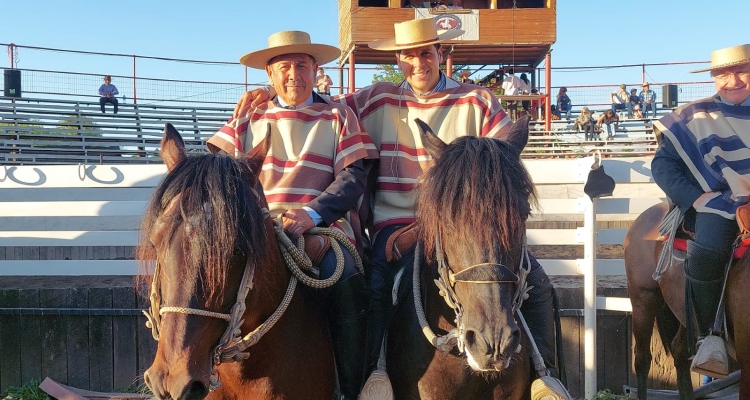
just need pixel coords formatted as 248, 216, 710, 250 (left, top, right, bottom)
394, 36, 440, 48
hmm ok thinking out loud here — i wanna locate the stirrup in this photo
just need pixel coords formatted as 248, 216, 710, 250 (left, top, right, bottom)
691, 335, 729, 379
358, 369, 394, 400
531, 376, 573, 400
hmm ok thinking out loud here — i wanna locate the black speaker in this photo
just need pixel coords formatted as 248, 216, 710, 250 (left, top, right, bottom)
662, 84, 678, 108
4, 69, 21, 97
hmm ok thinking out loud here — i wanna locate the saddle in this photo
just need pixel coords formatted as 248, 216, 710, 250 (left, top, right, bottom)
303, 234, 331, 268
385, 223, 417, 263
664, 203, 750, 259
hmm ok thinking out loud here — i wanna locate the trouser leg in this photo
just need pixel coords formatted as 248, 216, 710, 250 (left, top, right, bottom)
520, 251, 558, 374
364, 224, 403, 375
687, 212, 736, 339
320, 247, 369, 399
100, 97, 107, 113
112, 98, 118, 114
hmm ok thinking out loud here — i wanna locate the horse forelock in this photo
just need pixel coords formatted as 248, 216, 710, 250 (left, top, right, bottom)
416, 136, 537, 268
137, 154, 269, 306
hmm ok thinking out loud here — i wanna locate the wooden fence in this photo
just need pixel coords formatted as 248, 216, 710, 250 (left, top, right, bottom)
0, 157, 695, 398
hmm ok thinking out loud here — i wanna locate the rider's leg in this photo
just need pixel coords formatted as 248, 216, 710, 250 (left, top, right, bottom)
321, 247, 369, 400
522, 252, 572, 400
688, 212, 736, 378
363, 224, 404, 375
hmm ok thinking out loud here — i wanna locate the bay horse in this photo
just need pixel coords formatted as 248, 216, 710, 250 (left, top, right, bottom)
625, 201, 750, 399
139, 124, 335, 400
384, 117, 535, 399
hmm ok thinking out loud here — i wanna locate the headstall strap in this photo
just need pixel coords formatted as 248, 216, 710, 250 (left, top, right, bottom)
417, 231, 532, 353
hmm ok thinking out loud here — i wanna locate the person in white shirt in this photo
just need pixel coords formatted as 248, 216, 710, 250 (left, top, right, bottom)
610, 84, 633, 117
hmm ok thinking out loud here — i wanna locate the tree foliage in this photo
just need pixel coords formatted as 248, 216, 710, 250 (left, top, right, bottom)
371, 64, 404, 85
57, 114, 101, 136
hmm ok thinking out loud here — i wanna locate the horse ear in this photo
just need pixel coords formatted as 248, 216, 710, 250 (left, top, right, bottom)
505, 115, 530, 152
415, 118, 446, 159
161, 123, 187, 171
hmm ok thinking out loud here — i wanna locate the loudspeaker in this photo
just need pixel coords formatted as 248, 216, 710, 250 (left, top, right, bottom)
4, 69, 21, 98
662, 84, 678, 108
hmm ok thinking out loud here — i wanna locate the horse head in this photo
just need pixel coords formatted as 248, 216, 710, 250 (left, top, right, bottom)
142, 123, 274, 400
414, 116, 536, 373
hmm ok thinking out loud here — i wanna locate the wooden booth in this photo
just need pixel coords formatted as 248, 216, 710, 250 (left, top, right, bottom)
338, 0, 557, 128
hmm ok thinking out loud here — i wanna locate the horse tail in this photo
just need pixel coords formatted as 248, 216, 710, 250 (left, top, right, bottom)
654, 301, 680, 357
552, 287, 567, 385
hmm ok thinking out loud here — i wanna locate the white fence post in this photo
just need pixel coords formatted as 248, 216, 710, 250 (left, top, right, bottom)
583, 195, 597, 399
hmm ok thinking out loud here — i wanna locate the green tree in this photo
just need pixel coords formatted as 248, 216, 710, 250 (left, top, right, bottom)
57, 114, 101, 136
371, 64, 404, 84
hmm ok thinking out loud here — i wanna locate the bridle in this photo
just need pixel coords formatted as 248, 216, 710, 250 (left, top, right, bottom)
414, 231, 531, 354
143, 203, 361, 391
143, 207, 297, 391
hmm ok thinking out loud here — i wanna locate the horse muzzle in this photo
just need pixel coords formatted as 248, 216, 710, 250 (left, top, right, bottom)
462, 324, 521, 372
144, 365, 211, 400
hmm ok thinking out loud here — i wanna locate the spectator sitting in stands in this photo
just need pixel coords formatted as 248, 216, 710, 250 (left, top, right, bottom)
520, 73, 531, 116
597, 108, 619, 139
639, 82, 657, 118
610, 84, 632, 117
98, 75, 119, 114
574, 106, 591, 132
629, 88, 642, 118
556, 87, 571, 120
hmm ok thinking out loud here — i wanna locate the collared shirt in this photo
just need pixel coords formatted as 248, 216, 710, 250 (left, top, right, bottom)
639, 89, 656, 104
401, 71, 447, 95
276, 94, 314, 109
718, 94, 750, 106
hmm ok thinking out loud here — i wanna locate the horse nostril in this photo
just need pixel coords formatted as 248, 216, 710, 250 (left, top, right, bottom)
187, 380, 209, 399
464, 330, 476, 347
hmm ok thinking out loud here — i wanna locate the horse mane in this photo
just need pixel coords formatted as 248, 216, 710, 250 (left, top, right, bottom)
137, 153, 268, 305
415, 136, 538, 264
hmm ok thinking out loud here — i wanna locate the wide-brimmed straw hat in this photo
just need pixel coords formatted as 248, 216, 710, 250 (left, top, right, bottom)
368, 18, 464, 51
690, 44, 750, 73
239, 31, 340, 70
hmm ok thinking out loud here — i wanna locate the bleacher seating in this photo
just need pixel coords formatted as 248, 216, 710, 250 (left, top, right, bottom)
1, 96, 667, 164
0, 96, 232, 164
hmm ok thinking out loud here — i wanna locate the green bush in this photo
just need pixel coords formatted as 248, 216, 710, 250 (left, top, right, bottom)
2, 379, 47, 400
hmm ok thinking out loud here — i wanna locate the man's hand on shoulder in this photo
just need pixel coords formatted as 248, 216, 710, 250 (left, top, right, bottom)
233, 88, 272, 119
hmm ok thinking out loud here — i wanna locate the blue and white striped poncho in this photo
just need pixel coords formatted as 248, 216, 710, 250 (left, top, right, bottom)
654, 95, 750, 219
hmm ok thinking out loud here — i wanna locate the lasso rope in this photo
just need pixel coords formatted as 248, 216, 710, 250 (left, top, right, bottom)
144, 207, 364, 390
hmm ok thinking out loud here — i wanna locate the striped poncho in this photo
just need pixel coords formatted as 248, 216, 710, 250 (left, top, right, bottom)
332, 79, 512, 233
654, 95, 750, 219
207, 99, 378, 240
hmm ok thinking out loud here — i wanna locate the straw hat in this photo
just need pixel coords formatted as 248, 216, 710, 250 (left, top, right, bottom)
239, 31, 340, 70
368, 18, 464, 51
642, 82, 650, 87
690, 44, 750, 73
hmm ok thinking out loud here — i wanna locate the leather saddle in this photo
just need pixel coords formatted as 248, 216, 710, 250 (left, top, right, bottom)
303, 234, 331, 268
385, 223, 417, 263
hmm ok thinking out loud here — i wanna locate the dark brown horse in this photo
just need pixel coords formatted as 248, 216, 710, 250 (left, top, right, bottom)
140, 124, 334, 400
625, 201, 749, 399
385, 117, 535, 399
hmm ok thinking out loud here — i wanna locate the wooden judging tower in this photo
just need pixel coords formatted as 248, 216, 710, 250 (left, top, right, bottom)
338, 0, 557, 127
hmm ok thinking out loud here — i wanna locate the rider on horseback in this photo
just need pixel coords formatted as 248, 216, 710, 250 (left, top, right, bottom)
652, 43, 750, 379
231, 18, 571, 400
207, 31, 379, 400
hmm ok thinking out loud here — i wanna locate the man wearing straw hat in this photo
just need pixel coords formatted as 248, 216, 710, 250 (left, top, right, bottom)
207, 30, 378, 400
652, 43, 750, 379
232, 18, 570, 400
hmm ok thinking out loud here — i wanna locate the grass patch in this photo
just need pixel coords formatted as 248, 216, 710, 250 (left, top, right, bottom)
592, 389, 629, 399
2, 379, 47, 400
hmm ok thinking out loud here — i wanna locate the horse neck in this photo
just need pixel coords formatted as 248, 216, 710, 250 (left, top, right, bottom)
240, 216, 292, 330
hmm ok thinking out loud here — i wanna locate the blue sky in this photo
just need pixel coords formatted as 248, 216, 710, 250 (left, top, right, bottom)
0, 0, 746, 94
